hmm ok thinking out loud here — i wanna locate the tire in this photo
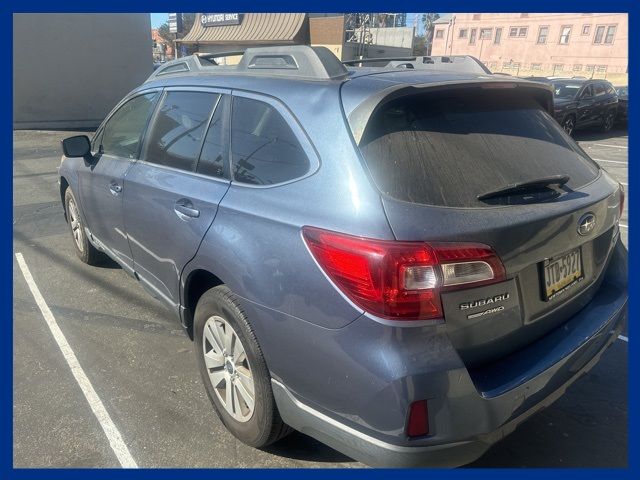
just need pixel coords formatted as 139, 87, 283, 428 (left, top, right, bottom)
562, 115, 575, 136
194, 285, 291, 447
64, 187, 104, 265
601, 112, 614, 132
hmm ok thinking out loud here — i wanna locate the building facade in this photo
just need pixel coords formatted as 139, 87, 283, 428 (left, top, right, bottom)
14, 13, 153, 129
152, 28, 174, 61
431, 13, 628, 80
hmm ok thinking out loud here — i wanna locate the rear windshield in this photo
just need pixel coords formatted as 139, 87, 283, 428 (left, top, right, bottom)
358, 89, 599, 207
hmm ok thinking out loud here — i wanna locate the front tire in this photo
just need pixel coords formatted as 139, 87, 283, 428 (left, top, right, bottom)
194, 285, 291, 447
64, 187, 104, 265
601, 112, 614, 132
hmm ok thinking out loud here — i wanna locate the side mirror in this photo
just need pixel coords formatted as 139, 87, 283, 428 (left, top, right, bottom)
61, 135, 92, 158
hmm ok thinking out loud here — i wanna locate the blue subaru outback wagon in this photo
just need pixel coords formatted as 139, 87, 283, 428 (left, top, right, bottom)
58, 47, 627, 467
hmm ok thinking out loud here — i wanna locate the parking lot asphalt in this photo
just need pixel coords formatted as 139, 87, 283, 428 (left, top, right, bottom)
13, 127, 628, 468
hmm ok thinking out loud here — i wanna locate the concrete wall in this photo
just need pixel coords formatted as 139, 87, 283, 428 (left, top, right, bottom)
14, 14, 153, 129
342, 43, 412, 63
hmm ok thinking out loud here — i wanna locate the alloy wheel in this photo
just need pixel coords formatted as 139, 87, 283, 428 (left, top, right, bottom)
202, 315, 255, 422
67, 197, 84, 253
563, 118, 574, 136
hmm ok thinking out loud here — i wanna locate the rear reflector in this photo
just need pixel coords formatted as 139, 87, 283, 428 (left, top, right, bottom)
407, 400, 429, 437
302, 226, 505, 321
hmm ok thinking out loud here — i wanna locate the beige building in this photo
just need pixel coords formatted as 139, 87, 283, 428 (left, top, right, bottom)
431, 13, 627, 81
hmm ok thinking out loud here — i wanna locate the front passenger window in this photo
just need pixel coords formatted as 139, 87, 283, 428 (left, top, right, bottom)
101, 92, 159, 159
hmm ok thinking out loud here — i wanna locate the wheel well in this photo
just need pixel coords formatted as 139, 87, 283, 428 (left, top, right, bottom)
183, 269, 224, 339
59, 176, 69, 220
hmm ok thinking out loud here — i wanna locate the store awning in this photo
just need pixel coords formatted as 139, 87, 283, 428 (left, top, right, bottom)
180, 13, 308, 45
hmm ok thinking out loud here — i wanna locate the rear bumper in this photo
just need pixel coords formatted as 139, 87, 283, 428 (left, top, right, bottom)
269, 239, 627, 467
273, 295, 626, 467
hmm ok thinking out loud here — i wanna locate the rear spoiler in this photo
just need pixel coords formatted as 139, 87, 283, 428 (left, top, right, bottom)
346, 79, 554, 144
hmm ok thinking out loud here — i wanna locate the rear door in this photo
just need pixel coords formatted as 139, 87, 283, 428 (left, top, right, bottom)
79, 91, 160, 270
123, 88, 231, 310
576, 85, 594, 126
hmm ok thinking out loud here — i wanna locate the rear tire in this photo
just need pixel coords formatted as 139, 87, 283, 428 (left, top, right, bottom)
64, 187, 104, 265
194, 285, 292, 447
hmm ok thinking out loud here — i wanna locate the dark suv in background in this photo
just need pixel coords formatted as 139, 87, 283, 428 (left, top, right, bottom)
544, 78, 619, 135
58, 47, 627, 467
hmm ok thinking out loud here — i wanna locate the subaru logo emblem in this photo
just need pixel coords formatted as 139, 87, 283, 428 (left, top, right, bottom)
577, 213, 596, 236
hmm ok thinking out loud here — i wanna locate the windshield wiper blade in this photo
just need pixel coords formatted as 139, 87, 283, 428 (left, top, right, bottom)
477, 175, 570, 201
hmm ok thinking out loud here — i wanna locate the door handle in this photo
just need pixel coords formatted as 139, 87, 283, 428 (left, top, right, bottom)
174, 199, 200, 220
109, 182, 122, 195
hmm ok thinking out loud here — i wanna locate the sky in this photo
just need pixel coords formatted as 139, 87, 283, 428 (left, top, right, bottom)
151, 13, 168, 28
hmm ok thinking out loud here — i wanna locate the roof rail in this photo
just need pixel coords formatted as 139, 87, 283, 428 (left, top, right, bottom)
145, 46, 349, 83
386, 55, 492, 74
342, 57, 417, 66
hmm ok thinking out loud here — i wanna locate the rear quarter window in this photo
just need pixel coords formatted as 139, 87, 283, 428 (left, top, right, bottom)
358, 89, 599, 207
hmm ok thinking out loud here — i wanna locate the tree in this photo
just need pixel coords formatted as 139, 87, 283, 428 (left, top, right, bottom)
157, 13, 196, 45
421, 13, 440, 55
412, 34, 427, 56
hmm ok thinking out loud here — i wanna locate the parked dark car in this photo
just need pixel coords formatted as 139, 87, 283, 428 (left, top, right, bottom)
615, 86, 628, 123
58, 47, 627, 467
543, 78, 618, 135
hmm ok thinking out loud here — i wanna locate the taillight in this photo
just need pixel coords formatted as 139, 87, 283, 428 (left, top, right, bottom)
302, 226, 505, 321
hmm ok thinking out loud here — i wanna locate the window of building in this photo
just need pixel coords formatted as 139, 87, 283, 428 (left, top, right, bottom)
573, 64, 582, 71
458, 28, 468, 38
509, 27, 518, 37
145, 91, 219, 172
537, 26, 549, 44
435, 29, 444, 39
585, 64, 595, 72
469, 28, 477, 44
582, 24, 591, 35
480, 28, 492, 40
605, 25, 616, 43
553, 64, 564, 73
101, 92, 159, 159
559, 26, 572, 44
596, 65, 608, 73
503, 62, 520, 70
518, 27, 528, 37
231, 97, 310, 186
197, 95, 230, 179
494, 27, 502, 44
531, 63, 542, 71
594, 25, 605, 43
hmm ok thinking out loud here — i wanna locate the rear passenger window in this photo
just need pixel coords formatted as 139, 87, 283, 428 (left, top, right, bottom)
231, 97, 310, 185
101, 92, 159, 159
145, 91, 219, 171
197, 95, 230, 179
594, 84, 607, 96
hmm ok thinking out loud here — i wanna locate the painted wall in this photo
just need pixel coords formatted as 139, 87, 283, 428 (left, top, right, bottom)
14, 13, 153, 129
431, 13, 628, 81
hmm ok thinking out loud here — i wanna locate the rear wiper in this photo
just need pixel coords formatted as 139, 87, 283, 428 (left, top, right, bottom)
477, 175, 570, 201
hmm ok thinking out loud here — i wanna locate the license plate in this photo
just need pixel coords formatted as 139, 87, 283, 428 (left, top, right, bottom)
542, 248, 583, 301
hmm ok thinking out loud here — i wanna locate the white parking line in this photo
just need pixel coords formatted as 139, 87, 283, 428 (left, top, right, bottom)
591, 143, 628, 149
15, 252, 138, 468
618, 335, 628, 343
592, 158, 628, 165
619, 224, 628, 229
